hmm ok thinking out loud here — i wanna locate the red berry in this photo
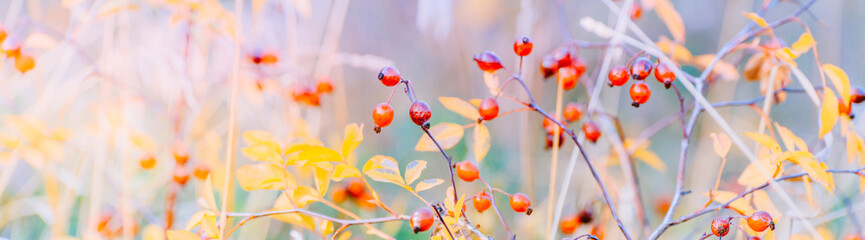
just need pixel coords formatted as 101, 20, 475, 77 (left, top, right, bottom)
172, 142, 189, 165
346, 178, 365, 198
331, 185, 347, 203
630, 57, 653, 80
608, 65, 629, 87
513, 36, 533, 56
15, 54, 34, 73
473, 192, 492, 213
629, 2, 642, 19
378, 66, 402, 87
139, 154, 156, 169
290, 85, 321, 107
473, 51, 504, 72
3, 36, 22, 58
316, 77, 334, 94
372, 103, 395, 130
260, 51, 278, 64
409, 101, 432, 127
456, 161, 480, 182
543, 117, 564, 135
747, 210, 774, 232
249, 49, 263, 64
545, 131, 565, 149
852, 86, 865, 104
748, 237, 761, 240
844, 235, 863, 240
552, 46, 573, 67
478, 98, 499, 121
563, 102, 582, 122
410, 208, 435, 233
560, 214, 579, 234
193, 162, 211, 180
839, 98, 853, 117
541, 54, 559, 78
630, 82, 651, 107
654, 62, 676, 89
583, 122, 601, 143
577, 208, 594, 224
711, 217, 730, 237
558, 66, 579, 90
510, 193, 531, 214
173, 167, 189, 185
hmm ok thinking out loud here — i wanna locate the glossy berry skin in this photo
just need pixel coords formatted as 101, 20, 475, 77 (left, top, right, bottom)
510, 193, 531, 214
747, 210, 774, 232
608, 65, 629, 87
583, 122, 601, 143
473, 192, 492, 213
456, 161, 480, 182
513, 36, 533, 56
378, 66, 401, 87
15, 55, 34, 73
711, 217, 730, 237
346, 179, 365, 198
316, 78, 334, 94
372, 103, 394, 130
473, 51, 504, 72
552, 46, 573, 67
139, 154, 156, 169
409, 101, 432, 127
478, 98, 499, 121
852, 86, 865, 104
629, 2, 642, 19
541, 54, 559, 78
654, 62, 676, 89
630, 82, 651, 107
564, 103, 582, 122
630, 57, 653, 80
558, 66, 579, 90
560, 214, 579, 234
410, 208, 435, 233
193, 162, 210, 180
173, 167, 189, 185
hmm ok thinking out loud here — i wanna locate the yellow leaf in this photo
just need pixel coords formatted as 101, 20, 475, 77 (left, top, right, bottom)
710, 132, 732, 158
241, 145, 283, 166
454, 194, 466, 219
469, 99, 482, 107
744, 132, 782, 156
860, 175, 865, 194
166, 230, 199, 240
655, 0, 685, 42
236, 163, 295, 191
291, 186, 320, 207
297, 146, 342, 165
341, 123, 363, 158
633, 146, 666, 172
332, 163, 362, 182
794, 155, 834, 192
319, 220, 334, 235
823, 64, 851, 104
774, 122, 808, 151
708, 190, 753, 215
819, 89, 839, 139
415, 178, 444, 192
337, 231, 352, 240
791, 32, 816, 54
473, 124, 491, 163
482, 72, 500, 95
415, 123, 464, 151
130, 132, 156, 153
693, 54, 739, 81
0, 132, 20, 149
142, 225, 165, 240
655, 37, 693, 62
243, 130, 278, 147
363, 155, 407, 188
201, 214, 219, 238
404, 160, 427, 185
439, 97, 481, 120
744, 12, 768, 28
199, 176, 218, 210
752, 190, 781, 221
268, 195, 317, 231
185, 210, 207, 231
313, 163, 333, 197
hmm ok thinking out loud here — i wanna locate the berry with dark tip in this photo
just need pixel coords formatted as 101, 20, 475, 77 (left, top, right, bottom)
410, 208, 434, 233
513, 36, 533, 56
409, 101, 432, 126
473, 51, 504, 72
711, 217, 730, 237
654, 62, 676, 89
630, 82, 651, 107
378, 66, 401, 87
608, 65, 629, 87
630, 57, 653, 80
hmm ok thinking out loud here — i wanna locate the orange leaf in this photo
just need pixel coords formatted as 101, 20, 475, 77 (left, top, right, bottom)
743, 12, 768, 28
654, 0, 685, 42
823, 64, 851, 104
791, 32, 815, 54
439, 97, 480, 120
473, 124, 491, 163
415, 123, 464, 151
819, 89, 839, 139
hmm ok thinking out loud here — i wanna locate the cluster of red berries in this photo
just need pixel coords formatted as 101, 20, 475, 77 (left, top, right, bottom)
454, 161, 533, 215
372, 66, 433, 133
710, 211, 774, 238
1, 25, 36, 74
539, 44, 587, 91
608, 56, 677, 108
540, 103, 601, 148
331, 178, 378, 209
839, 86, 865, 119
560, 207, 594, 234
289, 77, 334, 107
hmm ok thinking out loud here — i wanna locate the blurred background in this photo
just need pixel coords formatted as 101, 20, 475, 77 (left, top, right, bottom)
0, 0, 863, 239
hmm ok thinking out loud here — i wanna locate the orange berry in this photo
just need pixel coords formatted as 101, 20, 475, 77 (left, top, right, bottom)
543, 117, 564, 134
563, 102, 582, 122
15, 54, 35, 73
630, 57, 653, 80
378, 66, 401, 87
545, 131, 565, 149
747, 236, 761, 240
509, 192, 531, 214
654, 62, 676, 89
372, 103, 394, 131
260, 51, 278, 64
473, 192, 492, 213
513, 36, 533, 56
473, 51, 504, 72
552, 46, 573, 67
139, 154, 156, 169
844, 234, 863, 240
355, 192, 378, 209
410, 207, 435, 233
456, 161, 480, 182
711, 217, 730, 237
839, 98, 852, 117
630, 81, 651, 107
409, 101, 432, 127
173, 167, 190, 185
560, 214, 579, 234
249, 49, 263, 64
2, 36, 21, 58
290, 85, 321, 107
582, 122, 601, 143
852, 86, 865, 104
540, 54, 559, 78
172, 142, 189, 165
629, 2, 642, 19
193, 162, 211, 180
478, 98, 499, 121
316, 77, 334, 94
346, 178, 365, 198
747, 210, 774, 232
558, 65, 579, 90
331, 185, 347, 203
608, 65, 629, 87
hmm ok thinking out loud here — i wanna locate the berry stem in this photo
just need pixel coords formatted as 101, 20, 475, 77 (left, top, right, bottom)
480, 177, 514, 239
224, 209, 408, 239
430, 203, 456, 240
422, 128, 460, 205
